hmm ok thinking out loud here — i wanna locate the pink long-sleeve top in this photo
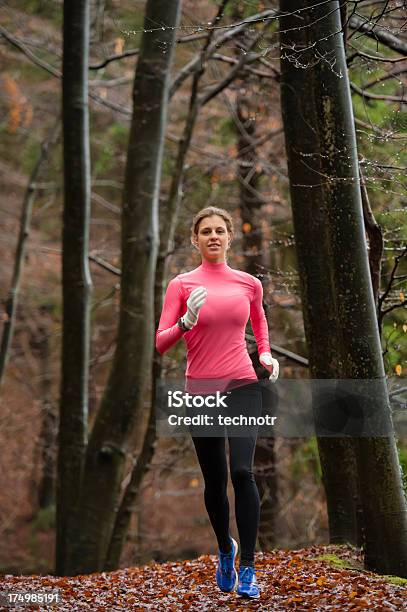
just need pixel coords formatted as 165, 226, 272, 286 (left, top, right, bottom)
156, 259, 271, 392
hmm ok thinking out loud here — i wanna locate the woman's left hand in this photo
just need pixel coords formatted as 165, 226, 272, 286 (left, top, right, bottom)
259, 352, 279, 383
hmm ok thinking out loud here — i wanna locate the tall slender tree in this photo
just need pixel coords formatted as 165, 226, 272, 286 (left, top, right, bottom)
0, 122, 59, 390
280, 0, 360, 547
234, 95, 279, 548
67, 0, 182, 575
280, 0, 407, 575
56, 0, 92, 575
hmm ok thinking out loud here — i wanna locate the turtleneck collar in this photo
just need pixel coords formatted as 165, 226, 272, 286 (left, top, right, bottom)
200, 258, 229, 272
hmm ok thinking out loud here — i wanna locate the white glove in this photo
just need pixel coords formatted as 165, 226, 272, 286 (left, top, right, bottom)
182, 286, 207, 330
259, 352, 279, 383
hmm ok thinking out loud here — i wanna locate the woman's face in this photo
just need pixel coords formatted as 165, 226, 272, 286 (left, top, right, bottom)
193, 214, 231, 263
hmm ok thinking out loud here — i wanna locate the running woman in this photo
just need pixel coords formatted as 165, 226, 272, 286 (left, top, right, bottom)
156, 206, 279, 599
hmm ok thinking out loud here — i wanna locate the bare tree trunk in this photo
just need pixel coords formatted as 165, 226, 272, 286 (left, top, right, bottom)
280, 0, 360, 548
105, 397, 157, 570
233, 71, 278, 549
0, 121, 59, 390
280, 0, 407, 575
235, 91, 266, 273
106, 0, 231, 570
69, 0, 182, 575
56, 0, 92, 575
37, 310, 57, 509
90, 0, 105, 42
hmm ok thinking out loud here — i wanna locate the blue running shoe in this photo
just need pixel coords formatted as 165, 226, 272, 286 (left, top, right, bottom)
215, 537, 238, 592
237, 565, 260, 598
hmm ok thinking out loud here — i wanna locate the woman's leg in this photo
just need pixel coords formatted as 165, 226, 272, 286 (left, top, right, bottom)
227, 385, 262, 567
229, 435, 260, 567
190, 435, 232, 553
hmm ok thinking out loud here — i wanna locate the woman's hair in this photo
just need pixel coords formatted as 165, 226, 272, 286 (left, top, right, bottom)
191, 206, 235, 241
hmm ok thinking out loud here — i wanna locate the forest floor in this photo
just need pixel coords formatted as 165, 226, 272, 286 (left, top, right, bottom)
0, 544, 406, 611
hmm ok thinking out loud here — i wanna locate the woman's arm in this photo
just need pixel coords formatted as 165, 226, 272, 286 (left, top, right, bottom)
250, 278, 279, 381
250, 277, 271, 356
155, 277, 186, 354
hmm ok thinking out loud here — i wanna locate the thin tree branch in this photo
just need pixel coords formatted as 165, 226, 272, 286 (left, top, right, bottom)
88, 252, 121, 276
381, 299, 407, 317
350, 81, 407, 104
359, 167, 383, 307
354, 116, 407, 139
363, 67, 407, 90
169, 8, 277, 97
0, 25, 61, 77
89, 49, 139, 70
200, 39, 265, 106
347, 45, 407, 65
162, 0, 232, 263
211, 52, 278, 79
349, 13, 407, 56
378, 245, 407, 327
0, 119, 60, 389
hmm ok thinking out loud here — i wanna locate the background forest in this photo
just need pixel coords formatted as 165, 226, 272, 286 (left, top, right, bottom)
0, 0, 406, 576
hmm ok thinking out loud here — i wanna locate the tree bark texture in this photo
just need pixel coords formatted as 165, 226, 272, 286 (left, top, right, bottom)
68, 0, 182, 575
280, 0, 407, 575
57, 0, 92, 575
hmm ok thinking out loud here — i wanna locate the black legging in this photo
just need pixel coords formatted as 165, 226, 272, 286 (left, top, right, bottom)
188, 381, 262, 567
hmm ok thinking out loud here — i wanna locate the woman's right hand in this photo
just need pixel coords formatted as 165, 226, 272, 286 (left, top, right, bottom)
183, 286, 207, 329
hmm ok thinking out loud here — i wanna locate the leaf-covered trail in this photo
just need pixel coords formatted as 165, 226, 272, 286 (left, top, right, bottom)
1, 545, 406, 611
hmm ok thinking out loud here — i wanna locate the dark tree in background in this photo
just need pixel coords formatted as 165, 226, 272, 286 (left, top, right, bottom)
235, 90, 279, 548
57, 0, 92, 576
281, 0, 359, 550
230, 3, 279, 551
280, 0, 407, 576
67, 0, 182, 575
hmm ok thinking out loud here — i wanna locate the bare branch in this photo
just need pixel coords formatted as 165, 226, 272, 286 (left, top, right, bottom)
378, 245, 407, 327
350, 81, 407, 104
169, 8, 277, 97
211, 52, 278, 79
363, 67, 407, 90
88, 252, 121, 276
359, 167, 383, 307
381, 299, 407, 317
0, 25, 61, 77
355, 116, 407, 139
200, 39, 265, 106
89, 49, 139, 70
347, 44, 407, 64
0, 119, 60, 389
349, 13, 407, 56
